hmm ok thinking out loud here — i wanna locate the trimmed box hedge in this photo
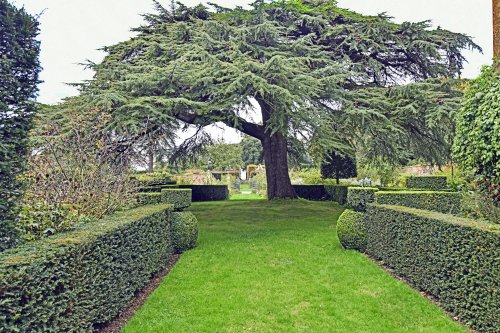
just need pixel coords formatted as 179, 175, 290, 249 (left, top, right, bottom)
336, 209, 367, 251
170, 212, 198, 254
292, 185, 327, 200
0, 204, 179, 332
324, 185, 349, 205
347, 187, 379, 211
405, 176, 448, 190
136, 192, 163, 205
161, 189, 192, 211
366, 204, 500, 333
375, 191, 462, 215
177, 185, 229, 201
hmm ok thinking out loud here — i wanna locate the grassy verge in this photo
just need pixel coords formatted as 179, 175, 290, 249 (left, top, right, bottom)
122, 200, 468, 333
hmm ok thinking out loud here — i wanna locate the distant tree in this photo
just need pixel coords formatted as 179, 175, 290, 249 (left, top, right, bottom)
0, 0, 41, 251
321, 152, 357, 184
87, 0, 478, 199
241, 136, 263, 167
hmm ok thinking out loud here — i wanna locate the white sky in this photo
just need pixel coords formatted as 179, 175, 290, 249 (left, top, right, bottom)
11, 0, 494, 142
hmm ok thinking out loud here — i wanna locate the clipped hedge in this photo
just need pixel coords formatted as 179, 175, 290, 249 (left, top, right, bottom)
292, 185, 327, 200
0, 204, 176, 332
136, 192, 162, 205
336, 209, 367, 251
347, 187, 378, 211
375, 191, 462, 215
177, 185, 229, 201
366, 204, 500, 333
405, 176, 448, 190
170, 212, 198, 254
324, 185, 349, 205
161, 189, 192, 211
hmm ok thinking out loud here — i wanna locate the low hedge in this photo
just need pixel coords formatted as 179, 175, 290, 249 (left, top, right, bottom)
161, 189, 192, 211
292, 185, 327, 200
336, 209, 367, 251
375, 191, 462, 215
324, 185, 349, 205
0, 204, 177, 332
366, 204, 500, 333
405, 176, 448, 190
177, 185, 229, 201
136, 192, 162, 205
347, 187, 378, 211
170, 212, 198, 254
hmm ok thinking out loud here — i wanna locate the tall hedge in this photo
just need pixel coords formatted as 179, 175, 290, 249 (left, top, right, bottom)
405, 176, 448, 190
366, 204, 499, 333
375, 191, 462, 215
453, 65, 499, 183
0, 1, 41, 251
177, 185, 229, 201
0, 204, 198, 332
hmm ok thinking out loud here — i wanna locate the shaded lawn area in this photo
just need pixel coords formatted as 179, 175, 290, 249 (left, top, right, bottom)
122, 200, 468, 333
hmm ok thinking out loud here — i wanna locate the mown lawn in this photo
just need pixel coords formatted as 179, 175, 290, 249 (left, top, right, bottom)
122, 200, 468, 333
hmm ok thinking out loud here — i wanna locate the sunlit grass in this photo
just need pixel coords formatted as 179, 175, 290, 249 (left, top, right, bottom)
122, 200, 468, 333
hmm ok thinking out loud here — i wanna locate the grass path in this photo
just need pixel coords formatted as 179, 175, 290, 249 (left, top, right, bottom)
122, 200, 468, 333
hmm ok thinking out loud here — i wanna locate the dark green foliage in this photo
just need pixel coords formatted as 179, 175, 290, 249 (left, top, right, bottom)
177, 185, 229, 201
292, 185, 327, 200
453, 65, 499, 184
336, 209, 367, 251
0, 1, 41, 251
0, 204, 175, 332
170, 211, 198, 254
161, 189, 192, 211
366, 204, 500, 333
137, 184, 178, 193
347, 187, 379, 211
136, 192, 163, 205
321, 152, 357, 184
324, 185, 349, 205
241, 136, 263, 167
375, 191, 462, 215
405, 176, 448, 190
87, 0, 478, 199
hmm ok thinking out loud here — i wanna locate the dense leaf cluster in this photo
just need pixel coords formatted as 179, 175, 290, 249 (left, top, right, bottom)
453, 65, 499, 188
366, 205, 499, 333
0, 204, 198, 332
0, 1, 41, 251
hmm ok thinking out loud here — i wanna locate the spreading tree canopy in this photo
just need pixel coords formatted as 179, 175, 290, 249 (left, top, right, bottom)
86, 0, 479, 198
0, 0, 41, 250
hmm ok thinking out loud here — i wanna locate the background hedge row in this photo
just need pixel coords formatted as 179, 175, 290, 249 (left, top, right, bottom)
292, 185, 350, 204
0, 204, 198, 332
161, 189, 192, 211
177, 185, 229, 201
347, 187, 379, 211
365, 204, 499, 333
405, 176, 448, 190
375, 191, 462, 215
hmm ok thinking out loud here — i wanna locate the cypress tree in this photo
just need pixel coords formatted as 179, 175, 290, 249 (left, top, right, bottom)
0, 0, 41, 250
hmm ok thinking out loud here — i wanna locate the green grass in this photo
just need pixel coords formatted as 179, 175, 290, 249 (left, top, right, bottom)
122, 200, 468, 333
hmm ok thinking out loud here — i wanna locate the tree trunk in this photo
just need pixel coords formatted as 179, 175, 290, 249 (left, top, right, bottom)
147, 147, 154, 173
494, 0, 500, 66
261, 131, 297, 199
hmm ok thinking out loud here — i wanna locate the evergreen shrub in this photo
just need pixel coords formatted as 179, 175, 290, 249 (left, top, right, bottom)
405, 176, 448, 190
292, 185, 327, 200
347, 187, 379, 211
366, 204, 499, 333
161, 189, 192, 211
0, 204, 182, 332
136, 192, 163, 205
375, 191, 462, 215
324, 185, 350, 205
170, 212, 198, 253
336, 209, 367, 251
177, 185, 229, 201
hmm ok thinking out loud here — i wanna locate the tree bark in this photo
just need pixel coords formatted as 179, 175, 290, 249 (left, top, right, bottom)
147, 146, 154, 172
494, 0, 500, 67
261, 131, 297, 199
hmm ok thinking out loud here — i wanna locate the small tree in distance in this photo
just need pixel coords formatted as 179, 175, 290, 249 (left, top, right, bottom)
321, 152, 357, 184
